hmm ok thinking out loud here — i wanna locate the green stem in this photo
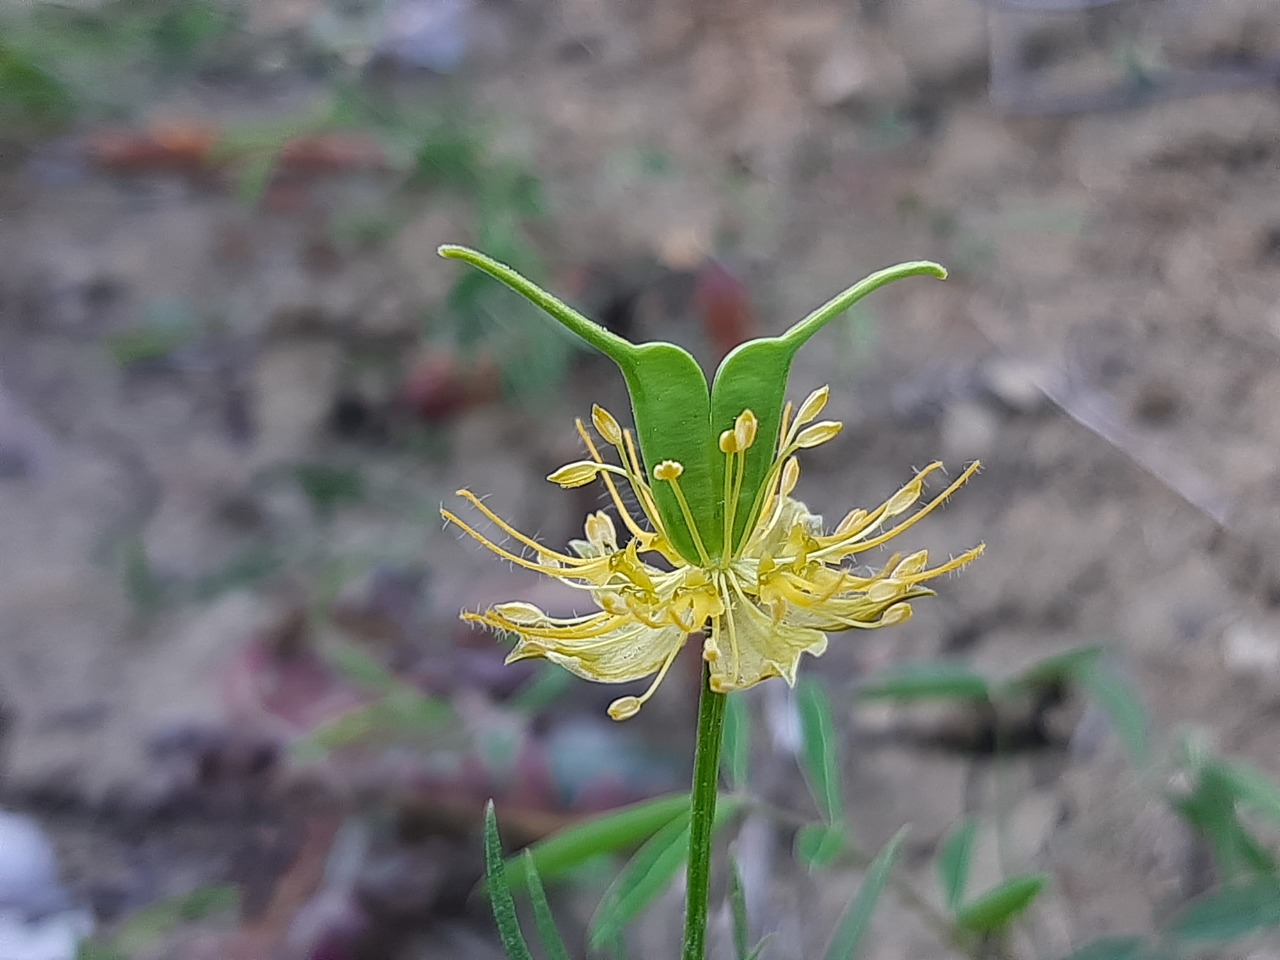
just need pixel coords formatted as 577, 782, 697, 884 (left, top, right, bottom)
682, 665, 728, 960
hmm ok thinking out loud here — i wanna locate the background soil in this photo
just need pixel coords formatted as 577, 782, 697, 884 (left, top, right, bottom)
1, 0, 1279, 957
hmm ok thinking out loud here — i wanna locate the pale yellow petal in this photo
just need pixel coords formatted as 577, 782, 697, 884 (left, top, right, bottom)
709, 588, 827, 693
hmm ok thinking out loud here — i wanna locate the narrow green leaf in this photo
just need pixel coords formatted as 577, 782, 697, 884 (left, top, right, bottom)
1209, 759, 1280, 826
1170, 878, 1280, 943
744, 938, 773, 960
589, 796, 744, 948
484, 802, 535, 960
796, 680, 844, 823
954, 873, 1050, 933
1173, 762, 1275, 879
1076, 660, 1148, 765
729, 857, 750, 960
1004, 646, 1104, 693
857, 662, 991, 703
821, 827, 907, 960
522, 851, 570, 960
937, 817, 979, 911
590, 813, 691, 948
722, 694, 751, 790
503, 793, 691, 890
112, 885, 239, 955
438, 244, 717, 563
796, 822, 847, 870
709, 260, 944, 549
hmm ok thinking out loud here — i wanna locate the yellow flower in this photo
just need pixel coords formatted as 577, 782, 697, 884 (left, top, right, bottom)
443, 386, 983, 720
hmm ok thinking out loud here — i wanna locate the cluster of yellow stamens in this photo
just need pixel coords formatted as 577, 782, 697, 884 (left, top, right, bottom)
443, 386, 982, 720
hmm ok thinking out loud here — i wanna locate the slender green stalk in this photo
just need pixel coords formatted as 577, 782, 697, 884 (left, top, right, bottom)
683, 665, 728, 960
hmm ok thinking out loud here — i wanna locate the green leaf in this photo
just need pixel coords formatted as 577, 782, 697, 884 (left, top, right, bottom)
589, 795, 744, 948
504, 793, 692, 889
796, 679, 844, 822
1208, 759, 1280, 826
1170, 878, 1280, 943
438, 244, 716, 564
821, 827, 907, 960
112, 885, 239, 955
729, 857, 750, 960
722, 694, 751, 789
590, 812, 691, 948
484, 802, 535, 960
327, 644, 399, 693
1004, 645, 1104, 693
1055, 936, 1160, 960
522, 851, 570, 960
1174, 765, 1276, 879
439, 245, 946, 565
954, 873, 1050, 933
796, 822, 847, 869
857, 662, 991, 703
709, 259, 945, 550
1075, 659, 1149, 765
937, 817, 979, 910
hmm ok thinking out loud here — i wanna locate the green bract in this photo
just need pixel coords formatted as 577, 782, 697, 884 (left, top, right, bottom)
438, 244, 946, 565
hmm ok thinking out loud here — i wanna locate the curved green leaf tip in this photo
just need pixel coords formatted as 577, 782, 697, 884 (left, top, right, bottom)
438, 243, 947, 564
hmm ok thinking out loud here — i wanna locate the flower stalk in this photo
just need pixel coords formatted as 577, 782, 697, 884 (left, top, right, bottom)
683, 667, 728, 960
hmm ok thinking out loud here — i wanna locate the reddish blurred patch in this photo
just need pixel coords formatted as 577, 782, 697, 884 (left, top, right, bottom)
398, 349, 502, 424
694, 259, 758, 360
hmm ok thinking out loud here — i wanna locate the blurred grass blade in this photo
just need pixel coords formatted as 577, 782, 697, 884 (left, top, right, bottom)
723, 694, 751, 790
522, 851, 570, 960
795, 822, 846, 870
589, 796, 743, 948
1004, 646, 1103, 693
797, 679, 844, 822
1076, 659, 1148, 765
857, 662, 990, 703
729, 857, 749, 960
1170, 878, 1280, 943
590, 812, 690, 948
821, 827, 906, 960
112, 884, 238, 956
503, 793, 691, 890
744, 937, 773, 960
1209, 759, 1280, 825
937, 817, 979, 911
954, 873, 1050, 934
484, 802, 535, 960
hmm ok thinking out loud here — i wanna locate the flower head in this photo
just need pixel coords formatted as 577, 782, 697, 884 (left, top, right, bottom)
444, 386, 982, 720
437, 244, 982, 719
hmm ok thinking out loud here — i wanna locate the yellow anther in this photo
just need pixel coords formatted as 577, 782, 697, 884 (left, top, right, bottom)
548, 461, 601, 488
794, 420, 843, 449
719, 429, 737, 454
585, 511, 617, 547
654, 460, 684, 481
592, 405, 623, 445
880, 603, 912, 626
608, 697, 642, 720
794, 386, 830, 427
734, 410, 758, 451
780, 457, 800, 496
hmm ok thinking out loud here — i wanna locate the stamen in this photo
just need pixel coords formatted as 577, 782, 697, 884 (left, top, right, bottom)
656, 461, 713, 565
574, 419, 656, 542
815, 461, 981, 560
452, 490, 588, 566
442, 508, 593, 577
794, 385, 830, 427
607, 639, 685, 720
